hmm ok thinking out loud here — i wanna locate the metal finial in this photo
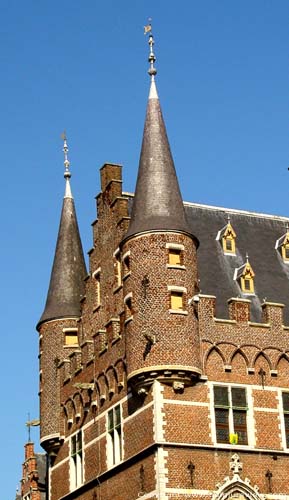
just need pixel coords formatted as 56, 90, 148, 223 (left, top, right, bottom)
227, 214, 231, 224
246, 252, 249, 263
145, 19, 157, 80
61, 131, 71, 180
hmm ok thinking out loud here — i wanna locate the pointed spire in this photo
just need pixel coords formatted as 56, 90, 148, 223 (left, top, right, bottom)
125, 30, 193, 241
37, 135, 87, 327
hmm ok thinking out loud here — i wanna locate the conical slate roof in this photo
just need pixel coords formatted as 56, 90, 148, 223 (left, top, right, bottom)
125, 77, 193, 241
38, 179, 87, 327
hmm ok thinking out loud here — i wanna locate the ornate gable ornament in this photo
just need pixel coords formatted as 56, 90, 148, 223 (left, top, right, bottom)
212, 454, 265, 500
216, 218, 237, 255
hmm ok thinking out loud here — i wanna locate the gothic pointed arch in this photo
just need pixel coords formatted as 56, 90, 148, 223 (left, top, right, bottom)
276, 353, 289, 378
205, 346, 225, 375
253, 351, 272, 372
230, 349, 249, 373
213, 479, 265, 500
212, 454, 265, 500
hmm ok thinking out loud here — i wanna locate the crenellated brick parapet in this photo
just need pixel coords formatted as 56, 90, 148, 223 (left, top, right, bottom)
198, 295, 289, 384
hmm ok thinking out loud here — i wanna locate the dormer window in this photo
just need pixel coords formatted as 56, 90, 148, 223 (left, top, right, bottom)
234, 257, 255, 294
216, 218, 236, 255
275, 229, 289, 263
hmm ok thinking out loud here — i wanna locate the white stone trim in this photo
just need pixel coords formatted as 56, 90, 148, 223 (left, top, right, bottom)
153, 381, 165, 442
124, 291, 133, 302
166, 488, 212, 495
63, 327, 78, 332
122, 250, 130, 262
155, 447, 168, 500
167, 285, 187, 292
92, 267, 101, 278
169, 309, 188, 315
277, 389, 288, 450
165, 243, 185, 250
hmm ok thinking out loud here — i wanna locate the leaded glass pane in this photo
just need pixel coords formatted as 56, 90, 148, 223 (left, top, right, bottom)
115, 405, 121, 427
214, 386, 229, 406
282, 392, 289, 412
232, 387, 247, 408
108, 409, 114, 431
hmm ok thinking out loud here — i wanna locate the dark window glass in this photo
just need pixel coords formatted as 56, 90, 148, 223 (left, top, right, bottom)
244, 279, 251, 290
214, 386, 229, 406
282, 393, 289, 411
231, 387, 247, 408
215, 408, 229, 443
226, 239, 232, 251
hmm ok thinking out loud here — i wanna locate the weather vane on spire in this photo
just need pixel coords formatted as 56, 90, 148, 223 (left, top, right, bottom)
61, 131, 71, 180
61, 131, 73, 198
144, 18, 157, 80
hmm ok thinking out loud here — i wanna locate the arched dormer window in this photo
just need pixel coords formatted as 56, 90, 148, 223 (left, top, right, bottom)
275, 227, 289, 262
216, 217, 236, 255
234, 256, 255, 294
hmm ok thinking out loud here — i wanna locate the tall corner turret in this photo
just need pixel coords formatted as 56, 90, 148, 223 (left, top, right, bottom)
37, 135, 87, 453
122, 32, 201, 396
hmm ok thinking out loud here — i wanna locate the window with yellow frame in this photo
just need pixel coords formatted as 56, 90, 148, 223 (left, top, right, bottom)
170, 290, 184, 310
281, 238, 289, 262
221, 223, 236, 255
240, 264, 255, 294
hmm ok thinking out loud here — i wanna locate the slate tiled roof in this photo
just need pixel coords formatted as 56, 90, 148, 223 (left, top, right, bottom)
184, 202, 289, 323
38, 196, 87, 327
125, 84, 193, 241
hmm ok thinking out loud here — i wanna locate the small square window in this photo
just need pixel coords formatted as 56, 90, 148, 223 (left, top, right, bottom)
65, 331, 78, 346
170, 291, 183, 310
168, 249, 182, 266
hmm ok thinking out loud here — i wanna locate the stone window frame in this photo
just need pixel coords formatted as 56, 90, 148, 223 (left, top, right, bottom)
122, 250, 131, 280
63, 327, 79, 347
168, 285, 188, 315
107, 403, 123, 468
92, 267, 101, 309
281, 391, 289, 449
124, 292, 133, 323
166, 242, 185, 269
70, 430, 83, 490
113, 248, 122, 290
212, 384, 250, 447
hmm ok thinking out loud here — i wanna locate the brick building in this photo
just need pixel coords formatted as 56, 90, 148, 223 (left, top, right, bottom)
16, 441, 47, 500
37, 33, 289, 499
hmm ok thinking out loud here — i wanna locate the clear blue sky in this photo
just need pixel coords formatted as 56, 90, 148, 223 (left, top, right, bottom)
1, 1, 288, 496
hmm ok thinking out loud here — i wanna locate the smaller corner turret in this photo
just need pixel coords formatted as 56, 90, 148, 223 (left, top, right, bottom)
37, 134, 87, 454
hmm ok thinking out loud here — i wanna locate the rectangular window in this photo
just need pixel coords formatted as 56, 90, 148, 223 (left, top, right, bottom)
168, 249, 182, 266
71, 431, 83, 489
114, 250, 122, 288
170, 291, 183, 310
282, 392, 289, 447
107, 405, 122, 466
225, 239, 232, 251
214, 386, 248, 445
65, 331, 78, 345
93, 268, 101, 308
